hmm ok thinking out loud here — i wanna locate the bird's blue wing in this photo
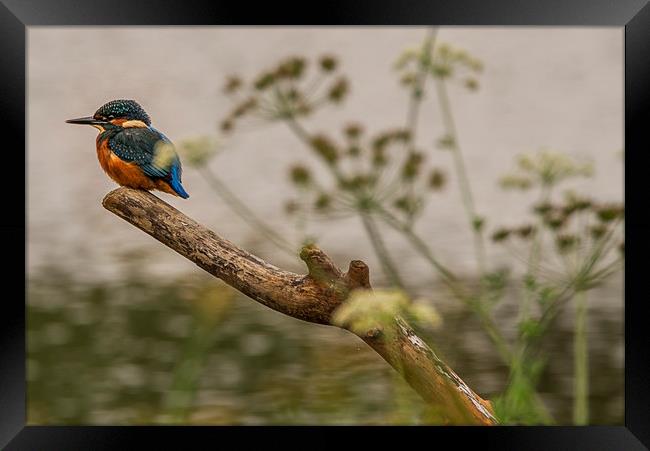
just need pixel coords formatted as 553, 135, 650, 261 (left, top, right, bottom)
109, 127, 181, 180
109, 126, 189, 198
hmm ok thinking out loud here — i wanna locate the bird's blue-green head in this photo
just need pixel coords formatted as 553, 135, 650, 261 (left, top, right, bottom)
66, 99, 151, 132
93, 99, 151, 125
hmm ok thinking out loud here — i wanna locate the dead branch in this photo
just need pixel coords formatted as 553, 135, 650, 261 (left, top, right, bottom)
103, 187, 497, 425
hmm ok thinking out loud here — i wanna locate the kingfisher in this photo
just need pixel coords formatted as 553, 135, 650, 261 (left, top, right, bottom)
66, 99, 189, 199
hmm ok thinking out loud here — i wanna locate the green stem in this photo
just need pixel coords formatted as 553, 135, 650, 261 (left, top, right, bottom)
199, 166, 296, 256
405, 28, 437, 147
527, 185, 551, 276
377, 206, 456, 285
573, 289, 589, 425
471, 300, 514, 364
378, 27, 438, 215
517, 186, 552, 365
521, 192, 546, 327
360, 213, 405, 289
433, 77, 486, 275
284, 114, 313, 147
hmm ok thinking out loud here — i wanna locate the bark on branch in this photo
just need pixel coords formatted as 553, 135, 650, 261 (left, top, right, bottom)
102, 187, 497, 425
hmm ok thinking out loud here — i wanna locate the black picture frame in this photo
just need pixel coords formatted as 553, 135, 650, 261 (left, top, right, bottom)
4, 0, 649, 448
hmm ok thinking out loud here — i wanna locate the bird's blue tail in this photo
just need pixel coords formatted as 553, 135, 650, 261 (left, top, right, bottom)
169, 165, 190, 199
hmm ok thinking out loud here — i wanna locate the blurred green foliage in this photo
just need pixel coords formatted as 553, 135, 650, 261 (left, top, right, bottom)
27, 262, 622, 425
28, 266, 435, 425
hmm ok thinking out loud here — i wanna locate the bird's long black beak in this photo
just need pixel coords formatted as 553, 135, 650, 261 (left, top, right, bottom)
65, 116, 106, 125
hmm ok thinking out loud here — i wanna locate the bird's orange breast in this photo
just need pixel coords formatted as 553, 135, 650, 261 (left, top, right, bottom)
95, 137, 178, 195
96, 138, 155, 190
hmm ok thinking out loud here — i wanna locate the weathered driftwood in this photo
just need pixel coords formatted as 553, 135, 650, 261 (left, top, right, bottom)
103, 187, 497, 425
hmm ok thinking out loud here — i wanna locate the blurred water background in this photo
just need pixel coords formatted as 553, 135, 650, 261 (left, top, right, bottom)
27, 27, 623, 424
